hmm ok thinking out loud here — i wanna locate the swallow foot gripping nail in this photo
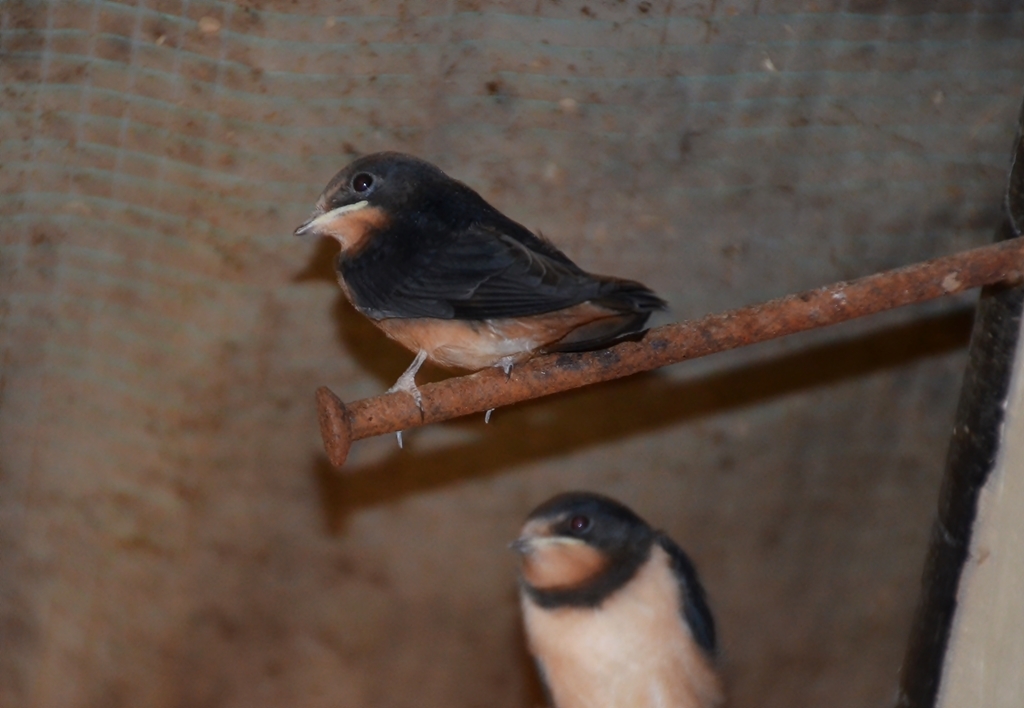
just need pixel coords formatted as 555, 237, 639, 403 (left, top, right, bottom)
387, 349, 428, 411
396, 430, 404, 448
498, 357, 514, 381
485, 408, 494, 424
387, 377, 423, 409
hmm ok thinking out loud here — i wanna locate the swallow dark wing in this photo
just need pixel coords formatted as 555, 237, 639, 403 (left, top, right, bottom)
342, 220, 627, 320
656, 534, 717, 656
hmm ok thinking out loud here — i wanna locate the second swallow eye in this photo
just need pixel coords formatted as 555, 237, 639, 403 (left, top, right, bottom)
570, 515, 591, 533
352, 173, 374, 193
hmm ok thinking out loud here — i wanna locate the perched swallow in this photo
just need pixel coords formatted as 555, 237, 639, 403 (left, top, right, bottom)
513, 492, 723, 708
294, 152, 666, 405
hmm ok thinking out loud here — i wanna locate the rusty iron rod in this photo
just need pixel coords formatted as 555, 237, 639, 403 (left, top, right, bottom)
317, 238, 1024, 469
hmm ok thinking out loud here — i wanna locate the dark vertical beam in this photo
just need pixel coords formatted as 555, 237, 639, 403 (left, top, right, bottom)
895, 95, 1024, 708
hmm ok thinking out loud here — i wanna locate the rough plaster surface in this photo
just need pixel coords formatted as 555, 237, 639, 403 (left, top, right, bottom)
1, 1, 1023, 707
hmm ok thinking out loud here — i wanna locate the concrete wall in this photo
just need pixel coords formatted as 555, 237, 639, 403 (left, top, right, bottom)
2, 2, 1023, 707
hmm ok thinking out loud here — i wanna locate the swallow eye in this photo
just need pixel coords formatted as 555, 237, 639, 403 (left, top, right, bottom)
569, 515, 591, 533
352, 173, 374, 193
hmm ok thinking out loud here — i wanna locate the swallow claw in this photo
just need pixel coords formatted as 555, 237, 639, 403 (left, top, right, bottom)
387, 377, 423, 409
498, 357, 514, 380
387, 349, 427, 412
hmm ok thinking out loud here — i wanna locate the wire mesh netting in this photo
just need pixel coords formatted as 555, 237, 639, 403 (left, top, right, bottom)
2, 2, 1024, 707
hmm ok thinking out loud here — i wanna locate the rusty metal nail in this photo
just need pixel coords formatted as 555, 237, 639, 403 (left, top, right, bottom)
315, 238, 1024, 470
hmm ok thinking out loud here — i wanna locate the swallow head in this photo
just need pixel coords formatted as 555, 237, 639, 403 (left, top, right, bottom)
512, 492, 656, 605
515, 493, 724, 707
294, 152, 484, 252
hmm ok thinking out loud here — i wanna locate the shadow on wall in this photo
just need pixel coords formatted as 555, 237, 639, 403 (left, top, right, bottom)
310, 306, 974, 533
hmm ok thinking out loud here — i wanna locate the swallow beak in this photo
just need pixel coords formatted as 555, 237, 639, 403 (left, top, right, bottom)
509, 537, 534, 555
511, 521, 582, 556
511, 518, 553, 555
293, 200, 370, 239
293, 215, 320, 239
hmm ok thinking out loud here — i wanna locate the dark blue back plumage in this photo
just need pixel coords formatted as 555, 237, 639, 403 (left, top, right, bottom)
334, 155, 665, 333
657, 534, 717, 655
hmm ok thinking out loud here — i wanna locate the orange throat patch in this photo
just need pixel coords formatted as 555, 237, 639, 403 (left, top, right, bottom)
519, 536, 609, 593
318, 203, 388, 256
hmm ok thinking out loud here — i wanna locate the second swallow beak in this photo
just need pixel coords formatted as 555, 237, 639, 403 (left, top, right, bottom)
510, 537, 534, 555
